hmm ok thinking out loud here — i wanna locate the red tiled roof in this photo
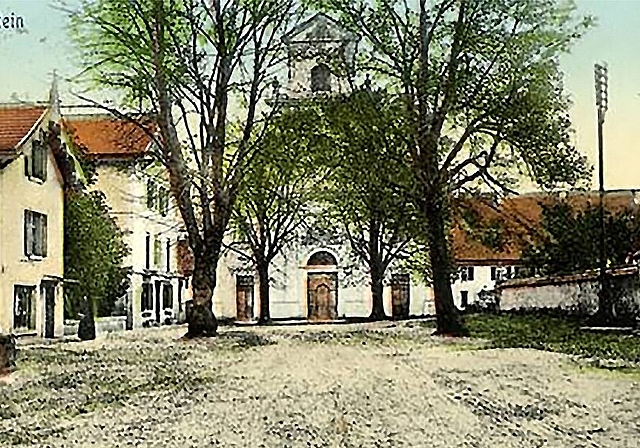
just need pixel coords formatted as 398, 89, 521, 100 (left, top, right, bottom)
454, 194, 544, 263
0, 105, 47, 152
452, 191, 640, 264
64, 116, 156, 158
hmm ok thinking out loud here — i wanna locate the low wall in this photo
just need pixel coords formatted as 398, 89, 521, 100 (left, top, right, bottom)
64, 316, 127, 336
497, 266, 640, 319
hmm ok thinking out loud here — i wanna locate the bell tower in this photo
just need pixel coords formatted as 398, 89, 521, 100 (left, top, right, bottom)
281, 13, 358, 99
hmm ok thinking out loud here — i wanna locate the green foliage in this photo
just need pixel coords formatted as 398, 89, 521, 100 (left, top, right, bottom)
67, 0, 302, 331
310, 88, 424, 278
522, 200, 640, 276
64, 190, 131, 319
232, 105, 324, 263
312, 0, 594, 332
67, 0, 192, 108
467, 313, 640, 366
314, 0, 593, 191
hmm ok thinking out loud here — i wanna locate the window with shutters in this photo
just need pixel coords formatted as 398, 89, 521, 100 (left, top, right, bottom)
141, 281, 153, 311
25, 139, 47, 182
14, 285, 36, 330
24, 210, 47, 258
146, 180, 156, 209
158, 187, 169, 216
153, 236, 162, 268
146, 180, 169, 216
460, 266, 474, 282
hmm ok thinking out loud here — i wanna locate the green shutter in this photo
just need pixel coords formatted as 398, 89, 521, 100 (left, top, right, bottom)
40, 214, 48, 257
24, 211, 33, 256
24, 154, 31, 177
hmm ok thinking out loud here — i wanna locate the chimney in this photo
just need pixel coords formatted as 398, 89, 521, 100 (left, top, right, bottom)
49, 70, 61, 122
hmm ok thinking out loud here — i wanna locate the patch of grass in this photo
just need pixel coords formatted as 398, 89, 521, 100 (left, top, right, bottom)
466, 313, 640, 367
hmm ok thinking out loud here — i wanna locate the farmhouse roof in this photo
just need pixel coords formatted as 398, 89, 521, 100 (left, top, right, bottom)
452, 190, 640, 264
0, 104, 48, 153
64, 115, 156, 159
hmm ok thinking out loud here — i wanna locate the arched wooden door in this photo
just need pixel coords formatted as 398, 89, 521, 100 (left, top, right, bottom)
306, 251, 338, 321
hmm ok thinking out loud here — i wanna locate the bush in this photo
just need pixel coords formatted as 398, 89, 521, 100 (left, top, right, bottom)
464, 289, 500, 314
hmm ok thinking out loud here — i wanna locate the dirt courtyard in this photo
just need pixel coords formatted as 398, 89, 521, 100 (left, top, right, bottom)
1, 321, 639, 447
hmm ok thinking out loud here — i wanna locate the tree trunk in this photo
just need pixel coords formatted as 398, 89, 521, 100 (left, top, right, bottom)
187, 249, 219, 337
369, 271, 386, 321
424, 191, 466, 336
257, 259, 271, 324
368, 219, 387, 320
0, 334, 16, 374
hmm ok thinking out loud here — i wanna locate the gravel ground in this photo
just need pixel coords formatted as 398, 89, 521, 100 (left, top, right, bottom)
1, 321, 639, 447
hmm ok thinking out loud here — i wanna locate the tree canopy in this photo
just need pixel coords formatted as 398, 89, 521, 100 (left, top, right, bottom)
523, 200, 640, 277
309, 87, 423, 318
67, 0, 303, 335
312, 0, 593, 334
64, 190, 131, 319
231, 104, 325, 322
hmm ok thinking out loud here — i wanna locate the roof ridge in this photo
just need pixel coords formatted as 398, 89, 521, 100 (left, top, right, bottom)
0, 103, 48, 110
64, 113, 118, 120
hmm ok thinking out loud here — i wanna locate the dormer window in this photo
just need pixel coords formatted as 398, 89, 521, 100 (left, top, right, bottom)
310, 64, 331, 92
25, 139, 47, 182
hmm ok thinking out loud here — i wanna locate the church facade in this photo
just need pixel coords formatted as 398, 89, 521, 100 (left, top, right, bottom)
200, 14, 517, 322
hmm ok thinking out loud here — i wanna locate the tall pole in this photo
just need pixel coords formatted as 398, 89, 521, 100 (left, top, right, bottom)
594, 62, 609, 322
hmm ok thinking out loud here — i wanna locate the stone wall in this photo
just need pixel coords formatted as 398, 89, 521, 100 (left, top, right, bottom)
497, 267, 640, 319
64, 316, 127, 336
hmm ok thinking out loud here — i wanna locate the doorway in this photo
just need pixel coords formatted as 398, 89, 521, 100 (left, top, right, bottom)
306, 250, 339, 321
236, 275, 255, 322
391, 274, 410, 319
41, 281, 56, 338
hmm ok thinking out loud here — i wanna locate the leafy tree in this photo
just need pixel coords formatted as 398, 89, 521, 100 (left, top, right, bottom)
312, 0, 592, 334
64, 190, 131, 319
231, 106, 324, 323
522, 200, 640, 276
313, 87, 422, 320
67, 0, 303, 336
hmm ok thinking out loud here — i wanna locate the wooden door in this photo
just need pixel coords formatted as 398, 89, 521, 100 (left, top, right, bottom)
236, 275, 254, 322
42, 281, 56, 338
307, 272, 338, 321
391, 274, 410, 319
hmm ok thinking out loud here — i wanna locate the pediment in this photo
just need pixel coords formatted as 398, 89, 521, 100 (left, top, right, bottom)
283, 12, 357, 44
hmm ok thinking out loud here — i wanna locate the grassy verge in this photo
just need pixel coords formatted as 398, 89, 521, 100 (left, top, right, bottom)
465, 313, 640, 368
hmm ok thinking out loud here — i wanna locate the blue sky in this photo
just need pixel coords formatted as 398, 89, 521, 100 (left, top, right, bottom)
1, 0, 639, 190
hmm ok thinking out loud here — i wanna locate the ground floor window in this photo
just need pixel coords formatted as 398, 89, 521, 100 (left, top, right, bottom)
162, 283, 173, 309
141, 282, 153, 311
14, 285, 36, 330
460, 290, 469, 308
